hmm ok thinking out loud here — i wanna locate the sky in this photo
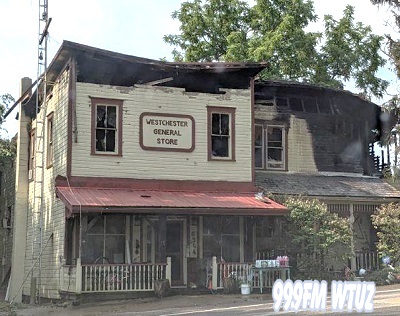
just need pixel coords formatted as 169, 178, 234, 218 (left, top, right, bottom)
0, 0, 399, 138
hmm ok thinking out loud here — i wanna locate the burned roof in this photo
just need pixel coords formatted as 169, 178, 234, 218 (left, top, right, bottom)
47, 40, 266, 93
255, 172, 400, 201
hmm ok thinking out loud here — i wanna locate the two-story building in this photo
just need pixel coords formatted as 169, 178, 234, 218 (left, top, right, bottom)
7, 41, 400, 303
253, 80, 400, 271
7, 41, 287, 303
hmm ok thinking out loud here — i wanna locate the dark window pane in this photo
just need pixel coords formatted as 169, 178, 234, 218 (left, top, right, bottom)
221, 217, 239, 234
221, 235, 240, 262
255, 125, 263, 146
318, 101, 332, 114
212, 136, 229, 157
82, 235, 104, 264
107, 106, 117, 128
97, 106, 106, 127
106, 215, 125, 234
289, 98, 303, 111
212, 113, 220, 134
268, 127, 283, 143
105, 130, 116, 152
105, 235, 125, 264
276, 98, 288, 107
220, 114, 230, 135
304, 98, 318, 113
255, 147, 263, 168
96, 129, 106, 151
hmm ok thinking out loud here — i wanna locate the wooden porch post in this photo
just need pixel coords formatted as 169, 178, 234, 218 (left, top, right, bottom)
157, 215, 167, 263
349, 204, 357, 271
212, 256, 218, 290
75, 258, 82, 294
166, 257, 172, 283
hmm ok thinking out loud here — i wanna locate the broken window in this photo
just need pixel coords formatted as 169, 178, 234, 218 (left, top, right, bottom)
46, 112, 54, 168
276, 97, 288, 107
91, 98, 123, 156
289, 97, 303, 112
208, 107, 235, 160
255, 124, 286, 171
303, 98, 318, 113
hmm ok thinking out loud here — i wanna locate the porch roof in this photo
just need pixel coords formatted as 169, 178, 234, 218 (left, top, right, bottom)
56, 186, 288, 217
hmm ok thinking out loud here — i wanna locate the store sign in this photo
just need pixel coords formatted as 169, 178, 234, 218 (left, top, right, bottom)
140, 113, 195, 152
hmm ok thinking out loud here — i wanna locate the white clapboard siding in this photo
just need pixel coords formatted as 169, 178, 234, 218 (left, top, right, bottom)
72, 83, 253, 182
24, 68, 69, 299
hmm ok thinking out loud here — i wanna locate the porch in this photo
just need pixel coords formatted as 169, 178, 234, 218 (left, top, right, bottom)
59, 256, 289, 294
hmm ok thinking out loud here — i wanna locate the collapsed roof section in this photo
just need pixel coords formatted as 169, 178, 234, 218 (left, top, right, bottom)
21, 40, 266, 118
52, 40, 265, 91
254, 80, 395, 144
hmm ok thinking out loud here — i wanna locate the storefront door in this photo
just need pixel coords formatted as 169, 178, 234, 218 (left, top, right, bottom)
166, 221, 184, 286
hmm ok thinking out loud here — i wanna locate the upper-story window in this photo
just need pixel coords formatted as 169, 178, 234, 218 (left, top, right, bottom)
91, 98, 123, 156
46, 112, 54, 168
208, 107, 235, 161
255, 123, 286, 170
28, 129, 36, 180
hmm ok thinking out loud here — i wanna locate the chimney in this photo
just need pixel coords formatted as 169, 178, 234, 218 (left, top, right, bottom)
20, 77, 32, 101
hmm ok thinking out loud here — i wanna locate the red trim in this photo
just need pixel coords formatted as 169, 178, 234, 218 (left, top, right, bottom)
55, 175, 258, 193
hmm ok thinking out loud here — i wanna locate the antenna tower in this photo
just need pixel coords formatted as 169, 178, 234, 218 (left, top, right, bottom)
31, 0, 51, 304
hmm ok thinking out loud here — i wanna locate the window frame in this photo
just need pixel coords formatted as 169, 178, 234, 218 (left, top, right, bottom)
28, 129, 36, 180
207, 106, 235, 161
46, 112, 54, 168
255, 122, 287, 171
90, 97, 123, 156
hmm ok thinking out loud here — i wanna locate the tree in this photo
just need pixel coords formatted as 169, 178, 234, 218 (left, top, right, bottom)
0, 94, 17, 163
371, 0, 400, 76
163, 0, 251, 62
371, 203, 400, 266
284, 197, 351, 278
371, 1, 400, 177
165, 0, 388, 98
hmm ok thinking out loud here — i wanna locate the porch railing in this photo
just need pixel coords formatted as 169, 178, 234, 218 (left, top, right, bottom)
211, 256, 288, 291
60, 264, 77, 292
60, 257, 171, 293
355, 250, 379, 271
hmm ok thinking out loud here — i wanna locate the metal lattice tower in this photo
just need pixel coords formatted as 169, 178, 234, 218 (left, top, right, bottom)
31, 0, 51, 304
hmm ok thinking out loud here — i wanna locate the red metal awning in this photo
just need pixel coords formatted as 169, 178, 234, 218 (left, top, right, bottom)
56, 187, 287, 217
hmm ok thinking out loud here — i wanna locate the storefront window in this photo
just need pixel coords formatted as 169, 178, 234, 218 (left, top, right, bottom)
82, 215, 125, 264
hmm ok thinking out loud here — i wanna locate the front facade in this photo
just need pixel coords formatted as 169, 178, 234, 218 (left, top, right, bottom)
8, 43, 399, 303
7, 42, 287, 302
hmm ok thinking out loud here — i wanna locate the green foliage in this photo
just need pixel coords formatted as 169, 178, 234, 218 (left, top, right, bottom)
371, 203, 400, 265
371, 0, 400, 77
0, 93, 17, 163
163, 0, 250, 62
314, 6, 388, 98
165, 0, 388, 98
284, 197, 351, 276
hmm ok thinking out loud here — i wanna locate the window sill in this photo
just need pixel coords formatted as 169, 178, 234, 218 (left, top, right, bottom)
91, 152, 122, 157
